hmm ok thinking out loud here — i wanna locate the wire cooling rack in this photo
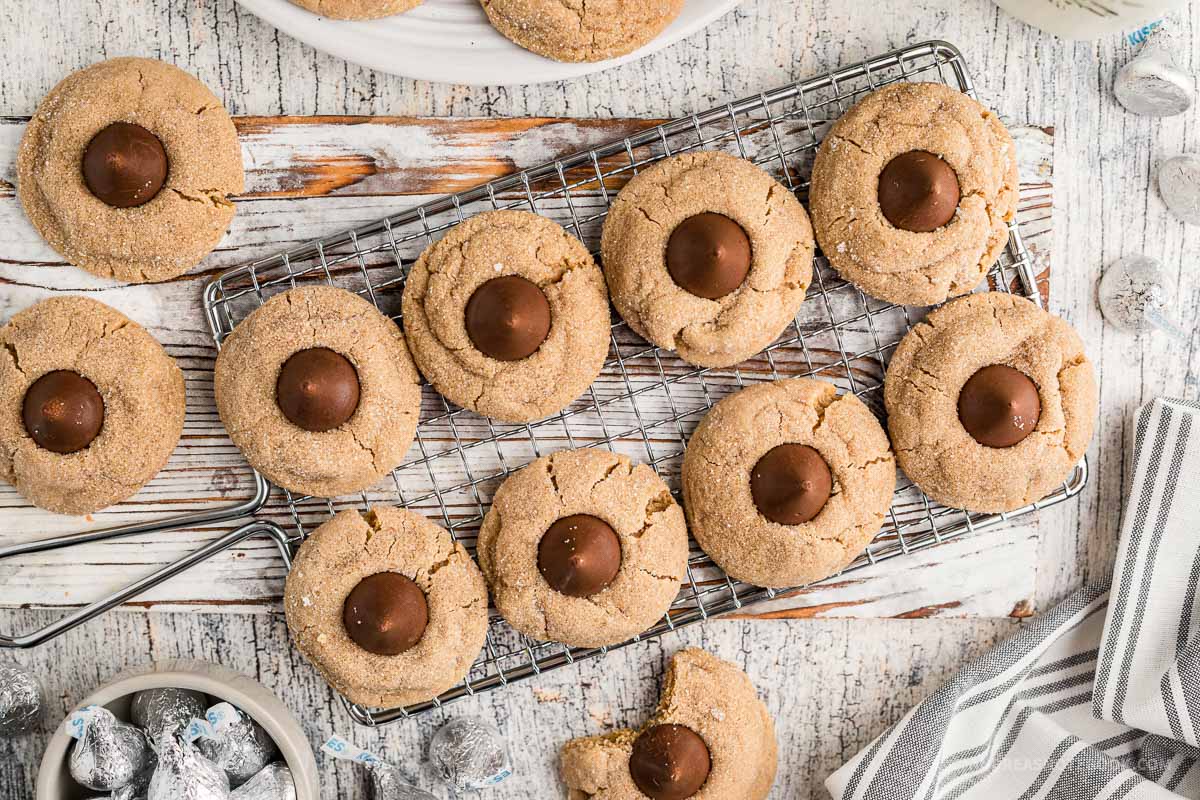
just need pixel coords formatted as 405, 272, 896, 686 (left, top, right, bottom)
203, 40, 1088, 726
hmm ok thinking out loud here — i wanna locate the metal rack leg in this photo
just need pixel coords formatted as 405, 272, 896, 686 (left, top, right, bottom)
0, 518, 291, 649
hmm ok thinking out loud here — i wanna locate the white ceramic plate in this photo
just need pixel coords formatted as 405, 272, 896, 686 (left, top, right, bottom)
234, 0, 741, 86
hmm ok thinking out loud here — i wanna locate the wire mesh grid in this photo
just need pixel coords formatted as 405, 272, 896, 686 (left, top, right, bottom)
203, 40, 1087, 726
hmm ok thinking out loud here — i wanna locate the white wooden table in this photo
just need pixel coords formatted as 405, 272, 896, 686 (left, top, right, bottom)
0, 0, 1197, 797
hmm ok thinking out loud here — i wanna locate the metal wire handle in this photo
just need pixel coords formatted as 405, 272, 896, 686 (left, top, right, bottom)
0, 475, 273, 648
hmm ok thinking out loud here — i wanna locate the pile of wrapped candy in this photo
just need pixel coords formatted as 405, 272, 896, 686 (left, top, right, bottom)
66, 688, 295, 800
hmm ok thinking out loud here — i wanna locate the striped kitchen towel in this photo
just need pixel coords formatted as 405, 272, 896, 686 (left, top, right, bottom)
826, 398, 1200, 800
1095, 397, 1200, 745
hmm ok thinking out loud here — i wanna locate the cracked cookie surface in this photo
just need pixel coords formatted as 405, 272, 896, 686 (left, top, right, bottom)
477, 448, 689, 648
601, 151, 814, 368
16, 57, 244, 283
480, 0, 683, 62
402, 209, 610, 424
287, 0, 421, 18
0, 296, 185, 515
884, 292, 1097, 513
283, 506, 489, 708
560, 647, 777, 800
214, 285, 421, 498
809, 82, 1018, 306
682, 378, 895, 588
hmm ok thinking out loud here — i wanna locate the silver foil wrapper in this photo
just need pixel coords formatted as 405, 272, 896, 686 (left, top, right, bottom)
230, 762, 296, 800
195, 703, 278, 788
131, 687, 209, 742
0, 660, 45, 736
1159, 154, 1200, 226
367, 761, 437, 800
1098, 255, 1174, 332
149, 732, 231, 800
428, 717, 512, 793
1114, 26, 1195, 117
111, 767, 152, 800
69, 707, 154, 792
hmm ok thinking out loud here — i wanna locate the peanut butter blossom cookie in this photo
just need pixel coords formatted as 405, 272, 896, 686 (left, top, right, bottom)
283, 506, 489, 708
884, 292, 1097, 513
560, 648, 777, 800
402, 210, 610, 424
601, 151, 815, 368
809, 82, 1019, 306
477, 448, 689, 648
214, 285, 421, 498
0, 297, 185, 515
17, 57, 244, 283
480, 0, 684, 62
682, 378, 895, 588
287, 0, 421, 18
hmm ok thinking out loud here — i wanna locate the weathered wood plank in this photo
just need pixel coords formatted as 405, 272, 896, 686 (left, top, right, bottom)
0, 609, 1018, 800
0, 117, 1054, 618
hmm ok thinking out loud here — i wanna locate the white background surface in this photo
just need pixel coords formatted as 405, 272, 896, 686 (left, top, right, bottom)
0, 0, 1198, 797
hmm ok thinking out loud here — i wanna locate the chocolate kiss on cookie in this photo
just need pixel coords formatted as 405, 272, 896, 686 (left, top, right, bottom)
537, 514, 622, 597
629, 723, 712, 800
957, 364, 1041, 448
342, 572, 429, 656
82, 122, 169, 209
666, 213, 753, 300
750, 443, 833, 525
276, 347, 361, 433
878, 150, 960, 233
22, 370, 105, 454
465, 275, 552, 362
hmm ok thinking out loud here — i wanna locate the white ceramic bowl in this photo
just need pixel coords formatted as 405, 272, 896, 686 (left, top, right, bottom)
35, 659, 319, 800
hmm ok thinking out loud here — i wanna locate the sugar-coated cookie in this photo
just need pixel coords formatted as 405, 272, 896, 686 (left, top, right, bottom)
283, 506, 489, 708
17, 57, 243, 283
478, 448, 689, 648
810, 82, 1018, 306
287, 0, 421, 18
480, 0, 684, 62
682, 378, 895, 588
214, 286, 421, 498
402, 210, 610, 424
602, 151, 814, 368
0, 297, 185, 515
560, 648, 777, 800
884, 292, 1096, 513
